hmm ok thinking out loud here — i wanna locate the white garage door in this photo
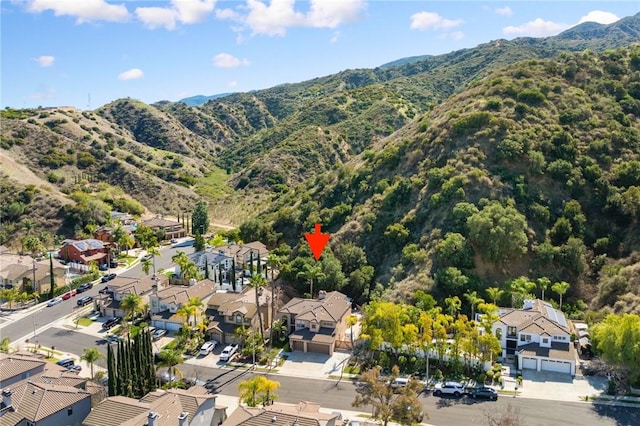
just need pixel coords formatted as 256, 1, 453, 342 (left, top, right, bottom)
522, 357, 537, 370
541, 359, 571, 374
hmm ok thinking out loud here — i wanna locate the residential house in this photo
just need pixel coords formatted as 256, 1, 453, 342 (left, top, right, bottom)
0, 381, 92, 426
0, 354, 49, 388
211, 243, 268, 273
491, 299, 576, 375
205, 287, 272, 345
0, 256, 66, 294
188, 250, 233, 286
149, 279, 216, 331
223, 401, 339, 426
110, 211, 136, 226
82, 386, 225, 426
94, 225, 135, 246
59, 240, 108, 265
278, 291, 351, 355
97, 275, 162, 319
140, 217, 186, 241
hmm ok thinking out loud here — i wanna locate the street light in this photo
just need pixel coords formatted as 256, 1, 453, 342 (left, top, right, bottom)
32, 258, 38, 294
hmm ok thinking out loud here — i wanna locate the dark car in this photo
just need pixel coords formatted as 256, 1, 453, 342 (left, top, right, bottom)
77, 296, 93, 306
109, 259, 118, 268
468, 386, 498, 401
102, 317, 122, 330
76, 282, 93, 293
101, 273, 116, 283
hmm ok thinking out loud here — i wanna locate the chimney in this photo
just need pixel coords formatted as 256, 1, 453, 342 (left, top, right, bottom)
523, 300, 534, 310
318, 290, 326, 300
178, 411, 189, 426
2, 390, 12, 408
147, 411, 159, 426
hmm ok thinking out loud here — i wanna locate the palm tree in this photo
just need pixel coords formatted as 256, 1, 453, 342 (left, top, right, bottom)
186, 296, 205, 326
181, 261, 200, 282
81, 347, 104, 379
444, 296, 461, 317
258, 376, 280, 406
271, 320, 287, 344
172, 251, 190, 277
551, 281, 570, 310
296, 263, 325, 299
463, 291, 484, 321
537, 277, 551, 301
247, 274, 267, 342
120, 293, 142, 320
157, 349, 184, 388
485, 287, 504, 305
147, 246, 160, 275
141, 259, 152, 276
238, 375, 263, 407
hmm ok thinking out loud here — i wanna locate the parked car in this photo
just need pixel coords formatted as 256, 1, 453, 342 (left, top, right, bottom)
433, 381, 465, 397
468, 386, 498, 400
391, 377, 410, 391
199, 341, 218, 356
56, 358, 76, 369
98, 287, 111, 295
109, 259, 119, 268
76, 282, 93, 293
102, 317, 122, 330
106, 334, 123, 343
98, 263, 108, 271
152, 329, 167, 340
47, 297, 63, 307
170, 238, 178, 244
61, 289, 77, 300
219, 344, 239, 362
101, 273, 116, 283
141, 254, 153, 261
77, 296, 93, 306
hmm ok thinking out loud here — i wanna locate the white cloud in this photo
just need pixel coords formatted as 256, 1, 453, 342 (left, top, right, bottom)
495, 6, 512, 17
27, 0, 129, 23
136, 0, 216, 30
29, 86, 56, 100
213, 53, 249, 68
503, 18, 568, 37
578, 10, 619, 25
228, 81, 238, 88
35, 55, 55, 67
410, 11, 463, 31
218, 0, 365, 37
118, 68, 144, 80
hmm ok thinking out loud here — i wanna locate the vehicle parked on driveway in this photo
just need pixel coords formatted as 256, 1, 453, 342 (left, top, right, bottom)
101, 273, 117, 283
99, 263, 108, 271
433, 381, 465, 397
102, 317, 122, 330
199, 341, 218, 356
219, 344, 239, 362
468, 386, 498, 400
141, 254, 152, 261
47, 297, 63, 307
152, 329, 167, 340
56, 358, 79, 370
76, 282, 93, 293
391, 377, 410, 391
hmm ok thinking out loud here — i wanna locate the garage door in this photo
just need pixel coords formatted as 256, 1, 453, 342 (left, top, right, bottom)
307, 342, 330, 355
292, 340, 305, 351
541, 359, 571, 374
522, 357, 537, 370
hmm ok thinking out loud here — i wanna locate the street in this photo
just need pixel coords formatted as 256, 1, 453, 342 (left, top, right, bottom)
23, 327, 640, 426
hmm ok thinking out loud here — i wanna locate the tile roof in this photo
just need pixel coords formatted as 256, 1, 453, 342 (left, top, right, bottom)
207, 287, 271, 319
289, 327, 335, 344
497, 299, 570, 336
223, 401, 338, 426
2, 381, 90, 423
141, 218, 183, 228
0, 354, 47, 385
64, 239, 105, 252
279, 291, 350, 323
153, 279, 215, 305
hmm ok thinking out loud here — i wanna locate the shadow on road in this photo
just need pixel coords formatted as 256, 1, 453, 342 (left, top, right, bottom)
591, 402, 640, 426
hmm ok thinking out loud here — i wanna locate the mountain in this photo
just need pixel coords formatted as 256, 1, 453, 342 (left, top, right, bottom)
177, 93, 234, 107
1, 13, 640, 315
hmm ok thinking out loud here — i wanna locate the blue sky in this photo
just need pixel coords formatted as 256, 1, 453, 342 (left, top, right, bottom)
2, 1, 638, 110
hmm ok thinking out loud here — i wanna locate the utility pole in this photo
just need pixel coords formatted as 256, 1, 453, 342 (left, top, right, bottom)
32, 258, 38, 294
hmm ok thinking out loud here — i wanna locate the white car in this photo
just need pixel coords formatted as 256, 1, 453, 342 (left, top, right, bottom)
433, 381, 465, 397
152, 329, 167, 340
47, 297, 63, 307
199, 341, 217, 356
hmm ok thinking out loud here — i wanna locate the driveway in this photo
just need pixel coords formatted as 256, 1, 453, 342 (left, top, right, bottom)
279, 350, 352, 379
517, 369, 609, 402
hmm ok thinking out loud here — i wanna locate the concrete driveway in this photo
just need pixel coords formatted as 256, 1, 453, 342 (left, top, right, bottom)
516, 369, 609, 402
280, 350, 352, 379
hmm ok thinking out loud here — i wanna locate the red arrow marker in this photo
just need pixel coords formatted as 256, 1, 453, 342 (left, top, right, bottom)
304, 223, 331, 261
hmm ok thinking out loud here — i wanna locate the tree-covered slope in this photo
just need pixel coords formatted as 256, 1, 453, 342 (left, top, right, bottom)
251, 46, 640, 316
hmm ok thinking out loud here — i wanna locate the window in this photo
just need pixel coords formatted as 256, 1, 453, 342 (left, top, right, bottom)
507, 326, 517, 337
495, 329, 502, 339
68, 407, 73, 416
26, 422, 35, 426
520, 335, 525, 342
235, 314, 242, 324
542, 338, 549, 344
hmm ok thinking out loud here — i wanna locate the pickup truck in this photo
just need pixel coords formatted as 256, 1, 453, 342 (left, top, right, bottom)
219, 344, 238, 362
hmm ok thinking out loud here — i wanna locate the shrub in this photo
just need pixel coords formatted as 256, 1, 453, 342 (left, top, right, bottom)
517, 89, 546, 105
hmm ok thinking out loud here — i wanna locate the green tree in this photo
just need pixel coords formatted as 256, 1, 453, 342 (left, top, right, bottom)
485, 287, 504, 305
247, 274, 267, 342
467, 200, 528, 265
121, 293, 142, 320
48, 253, 55, 300
551, 281, 570, 310
537, 277, 551, 301
296, 263, 326, 299
81, 347, 104, 379
592, 313, 640, 386
194, 231, 205, 252
191, 201, 209, 235
238, 375, 280, 407
107, 344, 116, 396
0, 337, 11, 353
157, 348, 184, 388
445, 295, 462, 317
463, 291, 484, 321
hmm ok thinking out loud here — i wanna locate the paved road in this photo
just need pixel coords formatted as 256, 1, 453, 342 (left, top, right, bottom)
0, 245, 194, 342
27, 328, 640, 426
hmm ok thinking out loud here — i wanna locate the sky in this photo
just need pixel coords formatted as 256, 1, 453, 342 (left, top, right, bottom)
1, 1, 639, 110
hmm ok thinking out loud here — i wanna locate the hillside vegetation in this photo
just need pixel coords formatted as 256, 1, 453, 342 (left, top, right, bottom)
1, 14, 640, 317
